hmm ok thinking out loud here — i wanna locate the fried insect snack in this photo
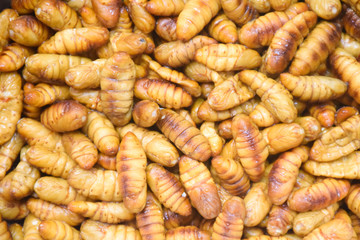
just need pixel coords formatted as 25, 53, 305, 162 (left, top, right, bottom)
303, 218, 353, 240
289, 21, 341, 76
9, 223, 24, 240
154, 36, 217, 68
346, 184, 360, 218
67, 166, 122, 202
244, 182, 272, 227
117, 132, 147, 213
343, 6, 360, 42
262, 123, 305, 154
200, 122, 224, 157
287, 178, 350, 212
27, 198, 84, 226
34, 176, 86, 205
0, 43, 33, 72
39, 220, 81, 240
207, 74, 255, 110
340, 33, 360, 58
198, 100, 249, 122
262, 11, 318, 75
109, 31, 147, 56
38, 27, 109, 55
268, 146, 309, 205
238, 2, 308, 48
146, 0, 185, 16
26, 145, 77, 179
136, 191, 166, 240
62, 131, 98, 170
243, 227, 265, 238
17, 118, 64, 151
11, 0, 38, 14
334, 209, 358, 239
0, 194, 28, 220
24, 54, 91, 85
79, 6, 103, 28
208, 13, 238, 43
195, 44, 261, 72
267, 204, 297, 237
249, 102, 279, 127
127, 0, 155, 34
184, 62, 225, 86
132, 100, 160, 128
146, 163, 192, 216
280, 73, 347, 103
163, 208, 195, 230
309, 101, 336, 128
212, 196, 245, 240
68, 201, 134, 224
157, 109, 211, 162
232, 114, 268, 182
155, 17, 177, 42
98, 153, 116, 170
134, 78, 193, 109
23, 214, 43, 240
305, 0, 342, 20
91, 0, 120, 28
310, 114, 360, 162
80, 220, 141, 240
0, 133, 24, 180
69, 88, 103, 112
239, 70, 297, 123
220, 0, 258, 26
176, 0, 220, 41
0, 9, 18, 51
24, 83, 70, 107
217, 119, 232, 139
335, 106, 359, 125
35, 0, 82, 30
199, 219, 214, 234
82, 111, 119, 156
166, 226, 211, 240
269, 0, 292, 11
0, 161, 40, 201
294, 116, 321, 144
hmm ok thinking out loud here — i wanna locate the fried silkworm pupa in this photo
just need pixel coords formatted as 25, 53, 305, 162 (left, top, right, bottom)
24, 82, 70, 107
70, 88, 103, 112
309, 101, 336, 128
0, 194, 28, 220
39, 219, 81, 240
208, 13, 238, 43
166, 226, 211, 240
23, 214, 42, 240
339, 33, 360, 58
269, 0, 293, 11
110, 31, 147, 56
127, 0, 155, 34
346, 184, 360, 218
146, 163, 192, 216
303, 218, 353, 240
267, 204, 297, 237
146, 0, 185, 16
79, 6, 103, 28
220, 0, 258, 26
8, 223, 23, 240
200, 122, 224, 157
179, 156, 221, 219
91, 0, 121, 28
157, 109, 212, 162
304, 0, 342, 20
0, 133, 25, 180
217, 119, 232, 139
132, 100, 160, 128
155, 17, 177, 42
163, 208, 195, 230
98, 153, 116, 170
184, 62, 225, 86
343, 5, 360, 42
11, 0, 38, 14
335, 106, 359, 125
294, 116, 321, 144
249, 102, 279, 127
0, 43, 34, 72
0, 9, 18, 51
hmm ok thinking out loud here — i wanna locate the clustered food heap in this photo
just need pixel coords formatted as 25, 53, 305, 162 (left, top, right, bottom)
1, 0, 360, 239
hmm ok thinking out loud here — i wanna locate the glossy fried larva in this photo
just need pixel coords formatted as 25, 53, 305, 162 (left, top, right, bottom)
200, 122, 224, 157
336, 106, 359, 125
0, 161, 40, 201
157, 109, 212, 162
82, 111, 119, 156
79, 6, 103, 28
34, 176, 86, 205
133, 28, 155, 54
80, 220, 141, 240
269, 0, 292, 10
136, 192, 166, 240
0, 9, 18, 51
340, 33, 360, 58
142, 55, 201, 97
0, 194, 28, 220
24, 83, 70, 107
289, 21, 341, 76
232, 114, 268, 182
108, 31, 146, 56
238, 2, 308, 48
197, 100, 247, 122
310, 114, 360, 162
0, 43, 33, 72
23, 214, 43, 240
118, 124, 179, 167
220, 0, 258, 26
40, 100, 88, 132
208, 13, 238, 43
304, 151, 360, 179
132, 100, 160, 128
309, 102, 336, 128
268, 146, 309, 205
293, 203, 338, 237
24, 54, 91, 85
146, 163, 192, 216
189, 98, 205, 124
212, 196, 245, 240
207, 74, 255, 111
294, 116, 321, 144
280, 73, 347, 102
334, 210, 358, 240
27, 198, 84, 226
98, 153, 116, 170
201, 83, 214, 98
199, 219, 215, 234
146, 0, 185, 16
62, 131, 98, 170
305, 0, 341, 20
9, 223, 24, 240
69, 88, 103, 112
155, 17, 177, 42
39, 220, 81, 240
0, 133, 24, 181
330, 48, 360, 104
68, 201, 134, 224
239, 70, 297, 123
262, 123, 305, 155
179, 156, 221, 219
263, 11, 318, 75
38, 27, 109, 55
117, 132, 147, 213
350, 214, 360, 239
8, 15, 50, 47
35, 0, 82, 30
249, 102, 279, 128
67, 167, 122, 202
244, 182, 272, 227
288, 178, 350, 212
11, 0, 38, 14
212, 156, 250, 196
176, 0, 220, 41
17, 118, 64, 151
343, 6, 360, 42
112, 6, 132, 32
127, 0, 155, 34
91, 0, 120, 28
217, 119, 233, 139
303, 218, 353, 240
166, 226, 211, 240
267, 204, 297, 237
184, 62, 225, 86
26, 145, 76, 179
347, 184, 360, 218
100, 52, 135, 127
195, 44, 261, 72
243, 227, 265, 238
154, 36, 217, 68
